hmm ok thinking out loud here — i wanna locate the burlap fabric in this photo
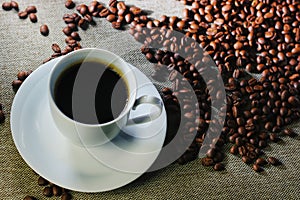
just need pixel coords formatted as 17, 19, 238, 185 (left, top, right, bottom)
0, 0, 300, 199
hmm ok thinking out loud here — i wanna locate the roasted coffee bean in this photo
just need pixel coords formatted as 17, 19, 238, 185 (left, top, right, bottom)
38, 176, 49, 186
78, 4, 88, 16
88, 1, 99, 13
117, 2, 126, 10
52, 43, 61, 53
18, 11, 28, 19
25, 6, 37, 14
213, 163, 225, 171
206, 148, 216, 158
283, 128, 297, 137
61, 192, 72, 200
130, 6, 142, 15
109, 0, 117, 7
78, 18, 88, 30
229, 145, 238, 155
2, 2, 12, 11
17, 71, 27, 81
12, 79, 22, 92
288, 96, 299, 106
23, 196, 37, 200
11, 1, 18, 11
63, 26, 73, 36
0, 110, 5, 123
255, 158, 267, 166
125, 13, 132, 23
267, 157, 281, 166
43, 186, 53, 197
112, 21, 121, 29
84, 14, 93, 23
40, 24, 49, 36
269, 133, 279, 142
252, 164, 263, 172
70, 32, 80, 41
106, 14, 116, 22
109, 6, 117, 14
29, 13, 37, 23
201, 157, 214, 166
53, 185, 62, 196
67, 23, 77, 31
65, 0, 75, 9
242, 156, 251, 164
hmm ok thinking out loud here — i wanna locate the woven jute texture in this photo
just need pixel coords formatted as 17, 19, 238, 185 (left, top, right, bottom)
0, 0, 300, 199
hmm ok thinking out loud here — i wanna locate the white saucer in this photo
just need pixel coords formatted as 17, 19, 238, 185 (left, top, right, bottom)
10, 57, 167, 192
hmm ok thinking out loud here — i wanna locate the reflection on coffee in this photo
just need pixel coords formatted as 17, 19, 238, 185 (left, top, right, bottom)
54, 61, 128, 124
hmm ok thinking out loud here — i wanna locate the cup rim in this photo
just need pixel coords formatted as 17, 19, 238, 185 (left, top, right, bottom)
48, 48, 137, 127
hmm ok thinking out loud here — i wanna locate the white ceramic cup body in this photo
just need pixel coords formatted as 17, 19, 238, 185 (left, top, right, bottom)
48, 48, 137, 147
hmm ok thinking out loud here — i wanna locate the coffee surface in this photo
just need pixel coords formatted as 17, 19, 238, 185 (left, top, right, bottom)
54, 61, 128, 124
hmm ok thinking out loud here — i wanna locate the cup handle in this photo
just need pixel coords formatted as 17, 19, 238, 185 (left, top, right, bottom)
126, 95, 163, 126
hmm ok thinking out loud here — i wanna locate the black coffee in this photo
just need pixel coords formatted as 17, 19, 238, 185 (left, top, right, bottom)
54, 61, 128, 124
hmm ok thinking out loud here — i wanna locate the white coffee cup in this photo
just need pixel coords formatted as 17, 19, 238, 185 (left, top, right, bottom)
48, 48, 163, 147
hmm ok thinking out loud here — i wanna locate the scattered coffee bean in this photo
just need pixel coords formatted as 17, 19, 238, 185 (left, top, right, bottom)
112, 21, 121, 29
267, 157, 281, 166
67, 23, 77, 31
53, 185, 62, 196
283, 128, 297, 137
213, 163, 225, 171
70, 32, 81, 41
43, 186, 53, 197
242, 156, 252, 164
25, 6, 37, 14
78, 18, 88, 30
201, 157, 214, 166
17, 71, 27, 81
40, 24, 49, 36
11, 1, 18, 11
255, 158, 267, 166
78, 4, 88, 16
229, 145, 238, 155
18, 11, 28, 19
29, 13, 37, 23
65, 0, 75, 9
52, 43, 61, 53
84, 14, 93, 23
61, 192, 72, 200
106, 14, 116, 22
130, 6, 142, 15
2, 2, 12, 11
38, 176, 49, 186
23, 195, 37, 200
252, 164, 263, 172
99, 8, 110, 17
63, 26, 73, 36
12, 79, 22, 93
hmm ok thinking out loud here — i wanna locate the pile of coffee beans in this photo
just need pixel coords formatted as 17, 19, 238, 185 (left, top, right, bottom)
126, 0, 300, 172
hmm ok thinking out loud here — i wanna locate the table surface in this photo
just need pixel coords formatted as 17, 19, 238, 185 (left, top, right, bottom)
1, 0, 300, 199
